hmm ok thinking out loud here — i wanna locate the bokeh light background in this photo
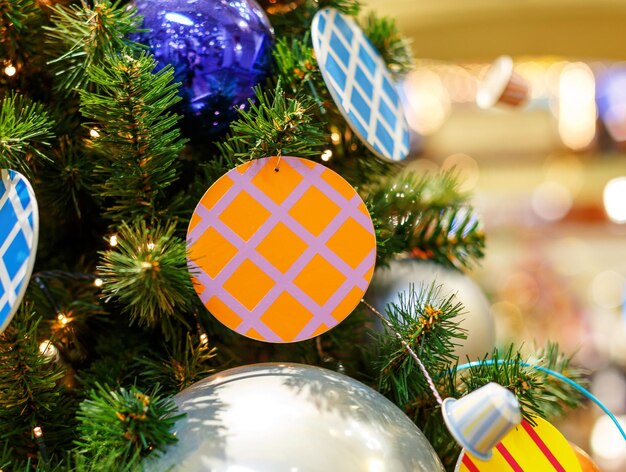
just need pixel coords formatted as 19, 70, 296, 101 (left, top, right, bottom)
364, 0, 626, 468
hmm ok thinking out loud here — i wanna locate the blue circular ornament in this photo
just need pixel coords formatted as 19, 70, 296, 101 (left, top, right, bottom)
0, 170, 39, 334
311, 8, 410, 161
133, 0, 274, 139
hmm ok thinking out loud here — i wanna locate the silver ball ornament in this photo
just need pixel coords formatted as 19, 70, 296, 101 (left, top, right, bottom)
366, 259, 496, 361
147, 363, 445, 472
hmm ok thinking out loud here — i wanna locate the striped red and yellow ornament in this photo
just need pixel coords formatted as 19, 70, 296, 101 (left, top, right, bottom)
455, 417, 582, 472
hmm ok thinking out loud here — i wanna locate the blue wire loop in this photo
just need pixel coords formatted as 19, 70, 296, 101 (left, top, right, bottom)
456, 360, 626, 441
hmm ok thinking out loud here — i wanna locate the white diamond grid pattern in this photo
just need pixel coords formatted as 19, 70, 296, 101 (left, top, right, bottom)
0, 169, 38, 334
312, 8, 410, 161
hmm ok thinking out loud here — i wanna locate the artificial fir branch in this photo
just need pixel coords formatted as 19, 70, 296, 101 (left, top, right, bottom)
0, 93, 54, 174
0, 0, 44, 76
63, 451, 142, 472
367, 170, 466, 217
79, 51, 186, 224
39, 134, 97, 219
366, 171, 485, 268
138, 333, 218, 395
453, 343, 587, 422
371, 285, 586, 469
412, 206, 485, 269
262, 0, 360, 37
74, 325, 154, 393
74, 384, 182, 467
273, 37, 325, 98
220, 82, 327, 162
45, 0, 143, 93
97, 220, 195, 340
0, 306, 75, 463
374, 283, 466, 409
530, 342, 587, 418
451, 346, 547, 421
360, 13, 414, 76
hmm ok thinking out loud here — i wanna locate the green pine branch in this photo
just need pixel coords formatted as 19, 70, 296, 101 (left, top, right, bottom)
0, 306, 75, 463
453, 342, 587, 422
0, 0, 45, 73
0, 93, 54, 175
370, 284, 587, 469
219, 82, 327, 162
97, 220, 195, 340
412, 206, 485, 270
531, 342, 587, 418
63, 450, 142, 472
138, 334, 218, 395
74, 323, 155, 393
79, 51, 186, 224
366, 171, 485, 269
38, 134, 97, 219
74, 384, 182, 467
263, 0, 360, 37
273, 37, 326, 99
360, 13, 414, 76
46, 0, 143, 93
374, 283, 466, 409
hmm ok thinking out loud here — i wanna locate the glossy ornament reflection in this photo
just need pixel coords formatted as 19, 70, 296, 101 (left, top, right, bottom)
147, 363, 445, 472
133, 0, 274, 139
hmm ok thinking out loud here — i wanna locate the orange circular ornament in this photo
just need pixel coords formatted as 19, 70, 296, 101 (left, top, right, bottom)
570, 443, 600, 472
187, 156, 376, 343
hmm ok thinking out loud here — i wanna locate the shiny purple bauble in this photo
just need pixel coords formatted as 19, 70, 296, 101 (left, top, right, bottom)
133, 0, 274, 139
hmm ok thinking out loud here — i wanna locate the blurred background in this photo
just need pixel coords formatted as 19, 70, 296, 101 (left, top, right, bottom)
364, 0, 626, 469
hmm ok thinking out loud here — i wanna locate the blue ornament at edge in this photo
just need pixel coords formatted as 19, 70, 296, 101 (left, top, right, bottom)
133, 0, 275, 140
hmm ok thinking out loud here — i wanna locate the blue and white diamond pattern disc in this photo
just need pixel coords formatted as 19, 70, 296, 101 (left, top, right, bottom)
0, 169, 38, 334
312, 8, 410, 161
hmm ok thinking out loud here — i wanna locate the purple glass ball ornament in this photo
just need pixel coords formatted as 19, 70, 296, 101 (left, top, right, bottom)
133, 0, 275, 140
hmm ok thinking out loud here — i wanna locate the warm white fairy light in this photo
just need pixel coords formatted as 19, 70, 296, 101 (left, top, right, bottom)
89, 128, 100, 138
4, 64, 16, 77
330, 132, 341, 144
147, 242, 155, 251
321, 149, 333, 162
33, 426, 43, 438
57, 313, 69, 326
200, 333, 209, 345
38, 340, 59, 362
94, 278, 103, 287
109, 234, 118, 247
558, 62, 596, 150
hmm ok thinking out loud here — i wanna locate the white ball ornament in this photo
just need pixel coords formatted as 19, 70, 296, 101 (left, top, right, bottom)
366, 259, 496, 362
147, 363, 445, 472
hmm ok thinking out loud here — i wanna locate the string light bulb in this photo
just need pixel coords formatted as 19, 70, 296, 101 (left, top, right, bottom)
33, 426, 43, 438
4, 63, 16, 77
321, 149, 333, 161
147, 242, 155, 251
57, 313, 69, 326
94, 278, 103, 287
89, 128, 100, 138
109, 234, 118, 247
200, 333, 209, 345
39, 340, 59, 362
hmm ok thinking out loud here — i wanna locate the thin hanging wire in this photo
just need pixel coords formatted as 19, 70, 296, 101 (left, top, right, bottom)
361, 298, 443, 405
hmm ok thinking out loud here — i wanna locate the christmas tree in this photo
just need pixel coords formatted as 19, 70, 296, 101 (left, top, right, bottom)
0, 0, 591, 470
